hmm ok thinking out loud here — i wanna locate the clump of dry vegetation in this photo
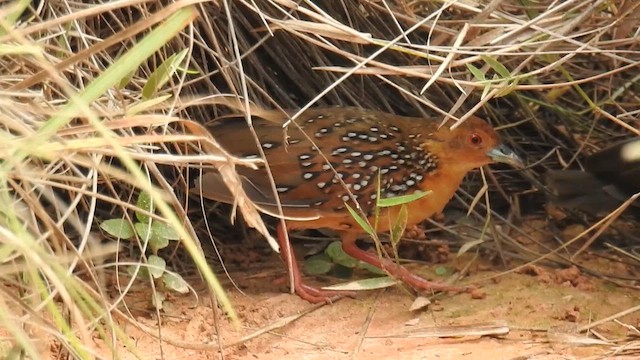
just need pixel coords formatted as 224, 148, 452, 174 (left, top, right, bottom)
0, 0, 638, 358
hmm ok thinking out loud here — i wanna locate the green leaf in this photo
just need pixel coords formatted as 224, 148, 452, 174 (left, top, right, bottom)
135, 191, 154, 223
325, 241, 358, 268
127, 264, 149, 279
466, 63, 486, 81
494, 78, 520, 98
345, 204, 375, 237
163, 272, 189, 294
148, 255, 166, 279
303, 254, 334, 275
389, 204, 408, 248
1, 0, 31, 33
322, 276, 399, 291
377, 191, 430, 208
142, 49, 189, 99
134, 222, 152, 242
151, 221, 180, 241
481, 78, 491, 99
127, 94, 172, 116
149, 233, 170, 253
330, 264, 354, 278
519, 0, 539, 18
356, 261, 387, 275
100, 219, 135, 239
134, 223, 169, 252
116, 69, 136, 89
481, 55, 511, 79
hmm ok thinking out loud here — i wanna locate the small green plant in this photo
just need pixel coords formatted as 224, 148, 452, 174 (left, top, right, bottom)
304, 171, 431, 290
303, 241, 386, 277
467, 55, 519, 99
100, 191, 189, 309
345, 171, 431, 261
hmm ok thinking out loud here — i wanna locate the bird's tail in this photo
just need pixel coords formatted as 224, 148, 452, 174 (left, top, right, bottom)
545, 170, 625, 215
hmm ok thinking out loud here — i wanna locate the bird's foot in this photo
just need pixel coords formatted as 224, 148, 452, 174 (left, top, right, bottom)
293, 283, 355, 304
341, 239, 468, 295
277, 224, 357, 303
400, 270, 469, 295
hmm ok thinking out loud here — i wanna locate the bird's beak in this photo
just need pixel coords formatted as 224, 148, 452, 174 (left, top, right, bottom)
486, 144, 524, 169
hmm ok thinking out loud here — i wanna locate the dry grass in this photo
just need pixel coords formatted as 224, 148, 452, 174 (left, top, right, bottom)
188, 0, 639, 276
0, 0, 638, 358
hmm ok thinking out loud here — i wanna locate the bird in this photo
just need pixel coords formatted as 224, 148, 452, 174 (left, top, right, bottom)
546, 138, 640, 215
193, 105, 523, 303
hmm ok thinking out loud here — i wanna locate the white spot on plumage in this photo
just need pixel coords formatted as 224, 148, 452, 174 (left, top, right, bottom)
621, 140, 640, 162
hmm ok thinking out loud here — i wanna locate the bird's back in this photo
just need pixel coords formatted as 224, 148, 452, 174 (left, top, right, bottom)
196, 106, 509, 232
204, 107, 442, 219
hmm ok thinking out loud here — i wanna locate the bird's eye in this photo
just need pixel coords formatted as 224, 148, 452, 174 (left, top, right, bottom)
470, 133, 483, 146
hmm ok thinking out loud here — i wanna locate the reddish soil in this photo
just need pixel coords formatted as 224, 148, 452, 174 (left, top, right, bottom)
88, 252, 639, 360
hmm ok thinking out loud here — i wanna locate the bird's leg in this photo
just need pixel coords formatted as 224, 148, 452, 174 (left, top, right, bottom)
341, 232, 465, 294
276, 223, 351, 303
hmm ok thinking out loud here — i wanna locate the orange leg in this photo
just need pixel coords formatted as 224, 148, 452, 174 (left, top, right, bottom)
276, 223, 351, 303
341, 233, 465, 294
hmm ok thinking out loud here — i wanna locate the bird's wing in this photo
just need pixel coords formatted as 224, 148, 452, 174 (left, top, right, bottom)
191, 172, 321, 220
198, 108, 401, 216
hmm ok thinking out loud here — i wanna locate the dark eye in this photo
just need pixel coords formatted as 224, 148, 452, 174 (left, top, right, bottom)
470, 133, 483, 145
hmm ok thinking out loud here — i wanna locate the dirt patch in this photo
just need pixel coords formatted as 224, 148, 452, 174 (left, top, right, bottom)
85, 253, 640, 360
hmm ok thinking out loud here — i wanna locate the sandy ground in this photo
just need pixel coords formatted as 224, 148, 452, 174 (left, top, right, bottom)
84, 250, 640, 360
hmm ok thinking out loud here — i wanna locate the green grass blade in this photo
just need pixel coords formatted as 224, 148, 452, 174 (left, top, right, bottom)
377, 190, 430, 208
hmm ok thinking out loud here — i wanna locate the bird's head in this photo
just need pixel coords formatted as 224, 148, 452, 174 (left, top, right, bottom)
423, 116, 523, 172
